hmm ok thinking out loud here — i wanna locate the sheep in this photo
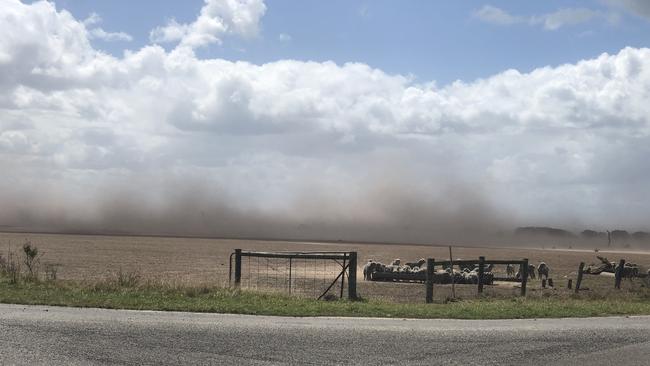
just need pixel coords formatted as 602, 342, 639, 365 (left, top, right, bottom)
385, 264, 401, 273
410, 265, 427, 273
528, 264, 537, 280
506, 264, 515, 278
515, 264, 537, 280
465, 269, 479, 284
399, 265, 412, 273
363, 260, 375, 280
452, 271, 464, 283
537, 262, 550, 280
372, 258, 401, 273
372, 263, 384, 273
366, 261, 390, 279
457, 258, 475, 272
405, 258, 426, 269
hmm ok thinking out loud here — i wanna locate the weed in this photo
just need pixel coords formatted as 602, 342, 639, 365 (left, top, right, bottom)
44, 263, 59, 282
116, 268, 141, 288
5, 247, 21, 284
22, 241, 41, 280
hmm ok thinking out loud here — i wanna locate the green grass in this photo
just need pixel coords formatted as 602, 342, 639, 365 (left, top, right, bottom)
2, 277, 650, 319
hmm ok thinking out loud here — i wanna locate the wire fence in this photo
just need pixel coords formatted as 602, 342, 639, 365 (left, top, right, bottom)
230, 250, 357, 300
575, 258, 650, 295
229, 248, 650, 303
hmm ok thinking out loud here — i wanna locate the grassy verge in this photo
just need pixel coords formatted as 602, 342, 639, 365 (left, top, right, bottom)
2, 278, 650, 319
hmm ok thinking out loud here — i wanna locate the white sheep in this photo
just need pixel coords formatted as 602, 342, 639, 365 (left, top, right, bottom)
406, 258, 426, 269
528, 264, 537, 280
363, 260, 375, 280
537, 262, 550, 280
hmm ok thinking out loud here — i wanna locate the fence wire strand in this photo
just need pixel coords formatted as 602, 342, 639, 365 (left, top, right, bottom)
233, 252, 353, 299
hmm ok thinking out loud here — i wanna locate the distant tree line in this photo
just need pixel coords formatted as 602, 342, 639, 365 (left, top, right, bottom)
515, 227, 650, 246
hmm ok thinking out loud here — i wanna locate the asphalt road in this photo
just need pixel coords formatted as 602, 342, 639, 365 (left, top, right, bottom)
1, 304, 649, 365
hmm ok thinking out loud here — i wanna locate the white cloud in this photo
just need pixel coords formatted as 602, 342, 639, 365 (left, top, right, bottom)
474, 5, 605, 31
278, 33, 291, 42
89, 28, 133, 42
532, 8, 600, 30
82, 11, 132, 42
150, 0, 266, 49
1, 0, 650, 236
473, 5, 523, 26
82, 12, 102, 26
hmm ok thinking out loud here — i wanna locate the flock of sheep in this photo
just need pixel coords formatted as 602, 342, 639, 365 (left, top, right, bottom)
364, 258, 551, 285
508, 262, 551, 281
363, 258, 427, 279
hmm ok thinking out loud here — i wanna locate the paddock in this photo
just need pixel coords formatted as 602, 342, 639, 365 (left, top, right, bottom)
2, 231, 650, 303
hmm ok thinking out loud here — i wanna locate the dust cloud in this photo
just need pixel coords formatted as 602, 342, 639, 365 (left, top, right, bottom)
1, 166, 646, 248
0, 172, 518, 246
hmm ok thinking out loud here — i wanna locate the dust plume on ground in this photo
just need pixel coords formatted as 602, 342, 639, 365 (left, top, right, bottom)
0, 172, 515, 246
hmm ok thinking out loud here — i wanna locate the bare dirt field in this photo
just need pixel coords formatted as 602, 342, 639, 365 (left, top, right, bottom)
2, 232, 649, 303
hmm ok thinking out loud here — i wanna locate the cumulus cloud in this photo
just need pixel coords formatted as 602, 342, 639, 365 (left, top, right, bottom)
1, 0, 650, 242
150, 0, 266, 48
474, 5, 607, 30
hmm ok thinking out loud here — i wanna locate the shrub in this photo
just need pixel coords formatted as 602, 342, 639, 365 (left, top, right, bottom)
22, 241, 41, 280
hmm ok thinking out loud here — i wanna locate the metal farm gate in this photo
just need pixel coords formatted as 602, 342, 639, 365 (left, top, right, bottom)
229, 249, 358, 300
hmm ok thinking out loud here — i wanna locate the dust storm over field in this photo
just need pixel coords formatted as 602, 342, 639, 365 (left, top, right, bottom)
1, 0, 650, 245
0, 171, 512, 245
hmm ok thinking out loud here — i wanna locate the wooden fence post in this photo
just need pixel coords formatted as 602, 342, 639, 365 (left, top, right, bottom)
426, 258, 434, 304
348, 252, 358, 300
615, 259, 625, 289
449, 246, 456, 299
478, 256, 485, 295
575, 262, 585, 293
521, 258, 528, 296
234, 249, 242, 288
340, 256, 346, 299
289, 257, 293, 294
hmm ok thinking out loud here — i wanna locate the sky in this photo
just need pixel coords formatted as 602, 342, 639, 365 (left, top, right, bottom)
1, 0, 650, 242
